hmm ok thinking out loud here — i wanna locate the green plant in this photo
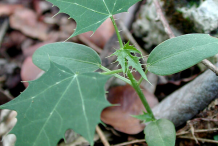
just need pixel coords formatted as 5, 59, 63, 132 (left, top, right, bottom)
1, 0, 218, 146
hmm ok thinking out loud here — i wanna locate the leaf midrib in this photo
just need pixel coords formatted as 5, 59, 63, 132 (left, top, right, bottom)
103, 0, 111, 15
111, 0, 118, 13
154, 121, 165, 146
75, 77, 92, 142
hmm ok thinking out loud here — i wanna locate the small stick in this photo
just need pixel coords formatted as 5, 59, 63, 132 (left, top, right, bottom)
201, 59, 218, 75
0, 19, 10, 60
188, 121, 199, 144
192, 118, 218, 122
113, 128, 218, 146
77, 35, 102, 54
178, 136, 218, 144
153, 0, 175, 38
0, 89, 13, 100
0, 19, 9, 47
153, 0, 218, 76
96, 125, 110, 146
176, 128, 218, 136
113, 139, 145, 146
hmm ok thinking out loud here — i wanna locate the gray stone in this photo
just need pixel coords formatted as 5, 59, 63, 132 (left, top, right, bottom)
178, 0, 218, 33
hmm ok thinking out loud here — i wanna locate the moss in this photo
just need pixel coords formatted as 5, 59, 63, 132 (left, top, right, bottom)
187, 0, 201, 7
161, 0, 197, 34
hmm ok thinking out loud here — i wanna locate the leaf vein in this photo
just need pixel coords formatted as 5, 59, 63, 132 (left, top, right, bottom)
55, 0, 108, 15
75, 77, 92, 142
33, 76, 76, 146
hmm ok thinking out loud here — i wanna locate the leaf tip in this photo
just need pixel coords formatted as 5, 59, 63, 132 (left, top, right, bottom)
65, 35, 73, 42
90, 32, 95, 37
52, 12, 60, 18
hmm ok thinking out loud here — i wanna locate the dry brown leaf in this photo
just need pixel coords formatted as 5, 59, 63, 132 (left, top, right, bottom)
2, 31, 26, 51
21, 57, 43, 87
10, 7, 49, 41
22, 39, 57, 57
101, 85, 159, 134
80, 18, 114, 48
0, 4, 23, 16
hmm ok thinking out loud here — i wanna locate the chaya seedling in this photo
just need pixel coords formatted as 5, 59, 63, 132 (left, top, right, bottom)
1, 0, 218, 146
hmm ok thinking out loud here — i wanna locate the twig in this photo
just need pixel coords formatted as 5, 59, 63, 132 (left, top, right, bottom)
192, 118, 218, 122
113, 129, 218, 146
0, 89, 13, 100
188, 121, 199, 144
153, 0, 175, 38
113, 139, 145, 146
0, 19, 9, 47
96, 126, 110, 146
0, 19, 10, 60
201, 59, 218, 75
178, 136, 218, 144
176, 128, 218, 136
77, 35, 102, 54
153, 0, 218, 76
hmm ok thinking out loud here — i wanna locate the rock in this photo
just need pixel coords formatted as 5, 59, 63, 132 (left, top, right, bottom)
132, 0, 182, 49
178, 0, 218, 33
132, 0, 218, 49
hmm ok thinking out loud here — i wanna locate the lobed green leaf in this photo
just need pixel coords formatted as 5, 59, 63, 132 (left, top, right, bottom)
47, 0, 141, 39
147, 34, 218, 75
0, 62, 111, 146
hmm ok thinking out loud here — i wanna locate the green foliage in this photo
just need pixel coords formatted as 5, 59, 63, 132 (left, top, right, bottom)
147, 34, 218, 75
33, 42, 101, 73
47, 0, 140, 39
144, 119, 176, 146
111, 42, 148, 81
0, 61, 111, 146
132, 111, 153, 122
213, 135, 218, 146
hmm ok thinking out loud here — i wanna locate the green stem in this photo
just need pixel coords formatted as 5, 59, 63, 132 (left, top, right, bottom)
100, 65, 132, 86
110, 16, 123, 49
127, 70, 155, 120
137, 77, 143, 86
101, 69, 123, 75
137, 69, 148, 86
